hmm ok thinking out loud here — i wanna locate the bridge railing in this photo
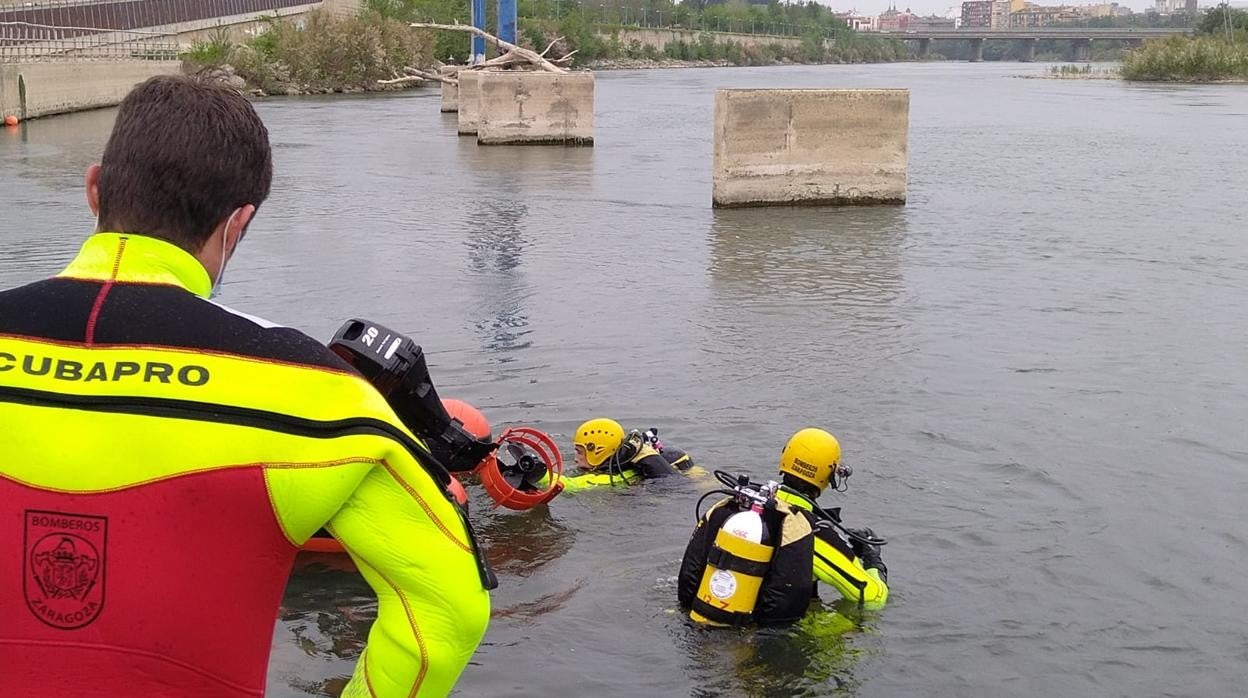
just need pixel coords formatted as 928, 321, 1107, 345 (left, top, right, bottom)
0, 21, 180, 62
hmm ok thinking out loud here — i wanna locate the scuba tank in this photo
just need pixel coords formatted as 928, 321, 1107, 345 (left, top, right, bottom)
679, 471, 817, 626
687, 477, 779, 626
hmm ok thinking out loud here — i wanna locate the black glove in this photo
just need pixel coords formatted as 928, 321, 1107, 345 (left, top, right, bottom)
845, 527, 886, 578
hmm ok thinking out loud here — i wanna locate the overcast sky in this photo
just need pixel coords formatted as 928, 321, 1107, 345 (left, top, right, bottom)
827, 0, 1160, 17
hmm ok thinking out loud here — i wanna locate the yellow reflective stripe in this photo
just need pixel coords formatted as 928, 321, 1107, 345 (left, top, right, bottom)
58, 232, 211, 297
0, 336, 400, 425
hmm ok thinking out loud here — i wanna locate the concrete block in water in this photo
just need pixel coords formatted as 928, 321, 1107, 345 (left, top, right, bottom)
712, 89, 909, 208
477, 71, 594, 146
457, 70, 482, 136
440, 66, 459, 113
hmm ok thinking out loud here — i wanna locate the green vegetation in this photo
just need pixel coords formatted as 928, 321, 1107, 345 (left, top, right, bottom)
1049, 63, 1093, 75
353, 0, 903, 66
1120, 5, 1248, 81
182, 10, 432, 94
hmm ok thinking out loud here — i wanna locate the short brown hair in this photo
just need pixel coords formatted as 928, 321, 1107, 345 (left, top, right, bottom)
97, 75, 272, 252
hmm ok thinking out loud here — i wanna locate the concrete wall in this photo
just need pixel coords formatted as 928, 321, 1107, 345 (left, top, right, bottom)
1, 60, 182, 120
712, 89, 909, 208
477, 71, 594, 146
606, 27, 807, 52
457, 70, 482, 135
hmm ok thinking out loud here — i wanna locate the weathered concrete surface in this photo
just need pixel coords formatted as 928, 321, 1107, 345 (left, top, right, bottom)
440, 66, 459, 113
457, 70, 482, 135
712, 88, 909, 208
1, 61, 182, 120
477, 71, 594, 146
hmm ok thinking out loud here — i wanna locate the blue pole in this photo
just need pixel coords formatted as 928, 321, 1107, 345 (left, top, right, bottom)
498, 0, 517, 45
471, 0, 486, 63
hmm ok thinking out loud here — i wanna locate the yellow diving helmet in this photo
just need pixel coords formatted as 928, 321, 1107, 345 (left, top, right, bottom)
779, 428, 842, 492
573, 418, 626, 468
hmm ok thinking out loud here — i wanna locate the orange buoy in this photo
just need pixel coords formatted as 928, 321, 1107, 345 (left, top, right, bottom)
3, 114, 17, 127
443, 398, 491, 440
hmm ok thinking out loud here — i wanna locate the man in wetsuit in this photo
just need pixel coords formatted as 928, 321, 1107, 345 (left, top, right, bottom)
774, 428, 890, 610
0, 76, 489, 697
558, 417, 699, 490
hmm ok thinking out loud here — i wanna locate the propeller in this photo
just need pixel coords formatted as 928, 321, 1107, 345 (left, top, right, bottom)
496, 440, 549, 492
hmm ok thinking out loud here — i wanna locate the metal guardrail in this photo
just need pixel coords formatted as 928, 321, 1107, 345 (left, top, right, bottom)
0, 0, 314, 61
1, 21, 179, 61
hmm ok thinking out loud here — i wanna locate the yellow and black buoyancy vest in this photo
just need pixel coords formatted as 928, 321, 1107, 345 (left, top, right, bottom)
677, 497, 815, 626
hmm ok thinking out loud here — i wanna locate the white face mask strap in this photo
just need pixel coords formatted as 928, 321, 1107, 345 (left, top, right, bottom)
210, 209, 240, 299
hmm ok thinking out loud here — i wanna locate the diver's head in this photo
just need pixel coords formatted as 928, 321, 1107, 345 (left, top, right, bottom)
573, 418, 625, 471
779, 428, 846, 496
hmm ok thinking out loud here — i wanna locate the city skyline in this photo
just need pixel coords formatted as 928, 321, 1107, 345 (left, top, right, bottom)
821, 0, 1188, 18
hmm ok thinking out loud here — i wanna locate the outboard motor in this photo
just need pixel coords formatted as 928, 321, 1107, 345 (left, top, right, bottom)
328, 318, 562, 510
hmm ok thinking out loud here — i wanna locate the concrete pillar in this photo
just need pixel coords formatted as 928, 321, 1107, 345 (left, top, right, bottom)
457, 70, 483, 136
712, 89, 909, 208
969, 38, 984, 63
477, 71, 594, 146
917, 38, 931, 58
1020, 38, 1036, 62
1073, 38, 1091, 62
440, 66, 459, 113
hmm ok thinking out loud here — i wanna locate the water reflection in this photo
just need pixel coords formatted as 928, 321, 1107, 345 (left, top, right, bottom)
473, 503, 574, 578
708, 206, 908, 315
465, 195, 533, 363
272, 563, 374, 697
678, 601, 867, 698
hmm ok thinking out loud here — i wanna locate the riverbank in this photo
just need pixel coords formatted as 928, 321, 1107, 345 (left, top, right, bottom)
184, 9, 430, 97
1121, 35, 1248, 82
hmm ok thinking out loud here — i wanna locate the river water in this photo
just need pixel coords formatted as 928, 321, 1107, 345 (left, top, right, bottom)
2, 62, 1247, 697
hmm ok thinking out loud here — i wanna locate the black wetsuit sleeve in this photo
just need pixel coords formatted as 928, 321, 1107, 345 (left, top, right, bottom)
635, 453, 678, 479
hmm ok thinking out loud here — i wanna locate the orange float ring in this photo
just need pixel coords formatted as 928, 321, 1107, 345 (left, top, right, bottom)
476, 426, 564, 511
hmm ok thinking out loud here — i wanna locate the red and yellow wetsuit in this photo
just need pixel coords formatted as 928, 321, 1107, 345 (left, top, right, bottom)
0, 233, 490, 697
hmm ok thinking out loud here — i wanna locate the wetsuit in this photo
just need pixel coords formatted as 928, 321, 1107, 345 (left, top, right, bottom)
776, 489, 889, 610
659, 445, 695, 472
0, 233, 490, 697
556, 441, 681, 491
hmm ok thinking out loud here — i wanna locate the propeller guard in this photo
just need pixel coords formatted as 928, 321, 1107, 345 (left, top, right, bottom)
476, 426, 564, 510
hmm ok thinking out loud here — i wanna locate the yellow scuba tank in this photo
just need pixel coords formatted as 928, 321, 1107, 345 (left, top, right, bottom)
689, 481, 779, 626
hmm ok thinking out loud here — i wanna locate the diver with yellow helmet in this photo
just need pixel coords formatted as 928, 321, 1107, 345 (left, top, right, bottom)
556, 418, 698, 490
676, 427, 887, 627
775, 428, 889, 610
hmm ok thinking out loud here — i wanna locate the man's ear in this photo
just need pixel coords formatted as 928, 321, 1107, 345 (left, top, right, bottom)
224, 204, 256, 257
85, 164, 102, 219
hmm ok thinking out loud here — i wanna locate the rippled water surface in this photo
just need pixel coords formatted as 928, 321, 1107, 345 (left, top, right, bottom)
3, 62, 1247, 697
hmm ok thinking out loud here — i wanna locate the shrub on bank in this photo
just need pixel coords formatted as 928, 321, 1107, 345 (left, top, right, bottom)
1121, 35, 1248, 81
184, 10, 432, 94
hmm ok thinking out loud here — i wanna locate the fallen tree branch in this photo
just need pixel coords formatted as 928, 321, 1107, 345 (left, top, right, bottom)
410, 22, 568, 72
403, 66, 458, 85
377, 75, 427, 86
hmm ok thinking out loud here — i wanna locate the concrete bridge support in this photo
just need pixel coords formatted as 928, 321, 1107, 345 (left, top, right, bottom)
712, 89, 909, 208
1073, 38, 1091, 62
969, 38, 984, 63
916, 38, 931, 59
457, 70, 483, 135
1020, 38, 1036, 62
477, 71, 594, 146
439, 66, 459, 113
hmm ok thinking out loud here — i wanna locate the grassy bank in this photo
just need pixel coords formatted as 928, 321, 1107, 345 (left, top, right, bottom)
184, 10, 433, 95
519, 18, 904, 67
1121, 35, 1248, 82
